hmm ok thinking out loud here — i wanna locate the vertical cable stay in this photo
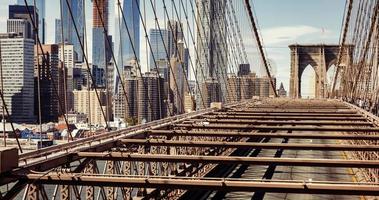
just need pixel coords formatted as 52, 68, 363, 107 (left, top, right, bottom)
337, 0, 379, 115
115, 1, 137, 121
205, 0, 233, 101
199, 0, 232, 102
350, 3, 379, 95
229, 1, 249, 64
32, 0, 43, 148
224, 1, 251, 100
82, 0, 92, 134
202, 0, 249, 101
193, 0, 231, 103
59, 0, 71, 139
186, 0, 213, 106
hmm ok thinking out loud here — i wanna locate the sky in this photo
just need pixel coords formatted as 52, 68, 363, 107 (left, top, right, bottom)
0, 0, 346, 96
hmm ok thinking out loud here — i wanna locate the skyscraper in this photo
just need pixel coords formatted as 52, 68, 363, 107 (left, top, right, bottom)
34, 44, 59, 122
226, 75, 241, 102
58, 44, 75, 111
7, 19, 30, 39
113, 0, 140, 121
92, 0, 111, 87
114, 0, 140, 68
277, 82, 287, 97
55, 19, 62, 44
114, 0, 140, 92
0, 33, 35, 123
149, 28, 169, 71
167, 20, 184, 57
17, 0, 45, 43
118, 72, 165, 124
73, 89, 107, 126
169, 57, 184, 114
58, 0, 84, 62
8, 5, 37, 42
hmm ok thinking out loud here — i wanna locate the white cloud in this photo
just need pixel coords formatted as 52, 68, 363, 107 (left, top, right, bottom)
260, 25, 321, 45
240, 25, 336, 92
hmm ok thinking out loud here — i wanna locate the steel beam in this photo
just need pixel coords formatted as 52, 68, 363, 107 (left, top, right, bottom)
226, 110, 355, 114
147, 130, 379, 140
217, 110, 357, 113
76, 153, 379, 168
185, 119, 372, 126
213, 112, 361, 117
119, 139, 379, 151
173, 124, 379, 132
201, 115, 367, 121
236, 104, 350, 108
22, 174, 379, 196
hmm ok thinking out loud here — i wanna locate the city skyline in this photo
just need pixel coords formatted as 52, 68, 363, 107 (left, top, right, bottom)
0, 1, 378, 198
0, 0, 345, 95
0, 0, 345, 125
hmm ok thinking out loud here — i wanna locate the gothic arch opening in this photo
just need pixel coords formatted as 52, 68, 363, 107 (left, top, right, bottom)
300, 64, 316, 98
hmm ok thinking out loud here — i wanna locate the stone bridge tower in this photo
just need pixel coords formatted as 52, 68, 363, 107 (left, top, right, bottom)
289, 44, 352, 98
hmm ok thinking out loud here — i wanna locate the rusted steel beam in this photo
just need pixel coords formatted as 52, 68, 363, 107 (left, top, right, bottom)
185, 119, 372, 126
236, 106, 348, 109
201, 115, 367, 121
173, 124, 379, 132
76, 153, 379, 168
119, 139, 379, 151
212, 112, 361, 117
218, 110, 357, 114
21, 174, 379, 195
147, 130, 379, 140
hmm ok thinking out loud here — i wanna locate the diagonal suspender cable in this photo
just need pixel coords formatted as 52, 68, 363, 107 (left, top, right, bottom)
193, 0, 233, 102
24, 0, 74, 141
164, 0, 207, 108
331, 0, 353, 97
92, 0, 133, 122
64, 0, 109, 129
117, 0, 170, 118
351, 2, 379, 95
244, 0, 278, 97
134, 0, 185, 114
152, 0, 193, 113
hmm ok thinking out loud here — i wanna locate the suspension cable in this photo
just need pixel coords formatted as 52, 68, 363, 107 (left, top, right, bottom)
24, 0, 74, 141
64, 0, 109, 129
117, 0, 170, 119
92, 0, 133, 124
244, 0, 278, 97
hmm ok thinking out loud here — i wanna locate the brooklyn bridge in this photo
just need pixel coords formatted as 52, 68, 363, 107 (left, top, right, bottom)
0, 0, 378, 199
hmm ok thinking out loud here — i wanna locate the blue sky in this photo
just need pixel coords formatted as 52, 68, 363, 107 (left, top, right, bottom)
0, 0, 346, 95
